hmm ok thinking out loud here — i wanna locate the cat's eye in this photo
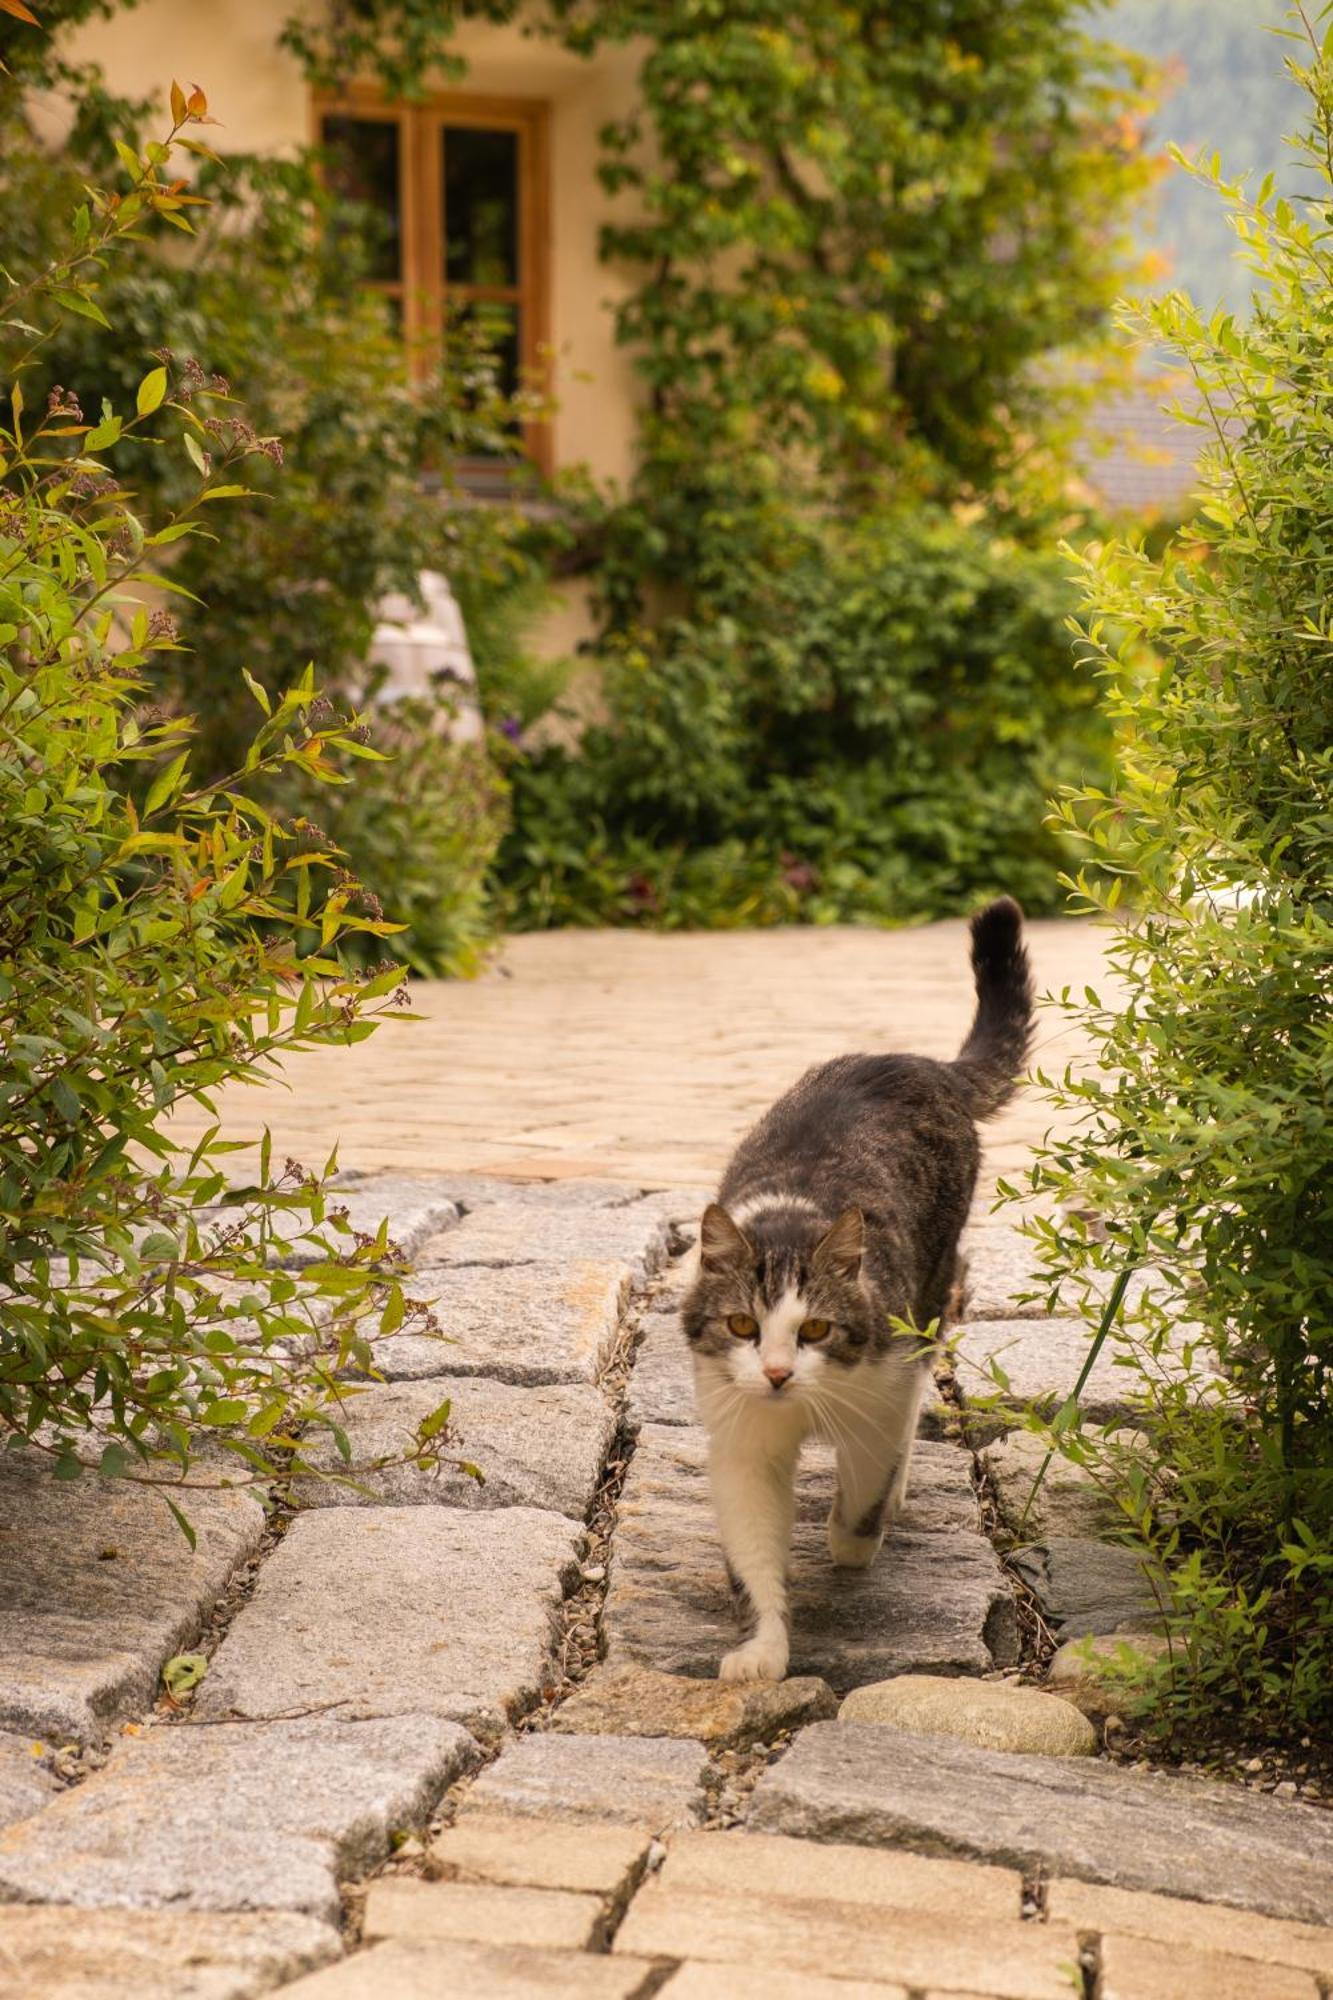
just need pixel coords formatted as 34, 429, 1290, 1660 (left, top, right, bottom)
799, 1318, 832, 1343
727, 1313, 759, 1339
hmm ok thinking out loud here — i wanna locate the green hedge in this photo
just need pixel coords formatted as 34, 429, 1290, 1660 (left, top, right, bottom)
498, 512, 1106, 928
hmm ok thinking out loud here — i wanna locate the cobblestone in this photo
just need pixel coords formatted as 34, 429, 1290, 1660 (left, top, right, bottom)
197, 1507, 582, 1735
0, 1715, 475, 1921
0, 1451, 265, 1744
604, 1426, 1016, 1687
293, 1376, 615, 1519
0, 1731, 58, 1831
749, 1722, 1333, 1924
371, 1260, 630, 1385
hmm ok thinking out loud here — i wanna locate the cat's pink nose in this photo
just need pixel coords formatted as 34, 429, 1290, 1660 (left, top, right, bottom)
764, 1365, 793, 1390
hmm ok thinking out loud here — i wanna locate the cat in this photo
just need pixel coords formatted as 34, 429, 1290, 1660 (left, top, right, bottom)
680, 896, 1034, 1683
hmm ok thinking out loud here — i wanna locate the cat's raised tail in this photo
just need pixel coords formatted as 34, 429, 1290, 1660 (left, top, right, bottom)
952, 896, 1035, 1118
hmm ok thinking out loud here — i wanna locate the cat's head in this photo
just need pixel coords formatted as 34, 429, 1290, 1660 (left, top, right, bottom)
682, 1201, 879, 1399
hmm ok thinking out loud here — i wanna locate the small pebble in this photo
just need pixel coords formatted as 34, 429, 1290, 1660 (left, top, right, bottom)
1244, 1755, 1266, 1773
580, 1563, 606, 1583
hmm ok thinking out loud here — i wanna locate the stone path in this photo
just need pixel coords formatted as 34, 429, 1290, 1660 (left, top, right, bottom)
162, 919, 1114, 1192
1, 923, 1329, 1998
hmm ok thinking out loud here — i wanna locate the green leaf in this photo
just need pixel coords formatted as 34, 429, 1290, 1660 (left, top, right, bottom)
143, 749, 190, 817
84, 413, 123, 451
53, 290, 112, 329
199, 1398, 249, 1426
161, 1497, 197, 1550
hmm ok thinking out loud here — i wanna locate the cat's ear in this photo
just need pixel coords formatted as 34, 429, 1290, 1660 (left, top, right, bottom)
813, 1206, 864, 1280
699, 1203, 753, 1273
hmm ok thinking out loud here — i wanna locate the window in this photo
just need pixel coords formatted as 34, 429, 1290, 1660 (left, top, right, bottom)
316, 90, 551, 475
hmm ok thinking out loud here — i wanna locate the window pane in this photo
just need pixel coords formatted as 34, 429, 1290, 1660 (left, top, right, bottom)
443, 127, 519, 288
321, 115, 401, 283
454, 300, 520, 402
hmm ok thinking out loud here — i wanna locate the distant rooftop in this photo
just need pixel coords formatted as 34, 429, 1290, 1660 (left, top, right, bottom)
1077, 379, 1208, 518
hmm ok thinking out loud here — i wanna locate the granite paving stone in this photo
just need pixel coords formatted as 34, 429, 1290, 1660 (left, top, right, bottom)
0, 1906, 340, 2000
549, 1664, 837, 1748
204, 1175, 461, 1269
370, 1261, 630, 1386
0, 1715, 476, 1922
276, 1938, 660, 2000
0, 1731, 58, 1831
953, 1314, 1208, 1435
958, 1225, 1050, 1320
748, 1722, 1333, 1924
603, 1426, 1017, 1688
0, 1450, 265, 1743
363, 1878, 605, 1951
292, 1377, 615, 1519
1008, 1538, 1164, 1640
614, 1884, 1083, 2000
952, 1317, 1148, 1428
979, 1428, 1123, 1541
424, 1205, 669, 1287
196, 1507, 582, 1735
625, 1312, 696, 1428
461, 1731, 708, 1832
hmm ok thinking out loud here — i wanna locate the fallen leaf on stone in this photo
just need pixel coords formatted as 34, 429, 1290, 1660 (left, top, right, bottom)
161, 1652, 209, 1700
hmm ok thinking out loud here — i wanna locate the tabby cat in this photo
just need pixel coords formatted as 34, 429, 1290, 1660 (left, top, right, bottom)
681, 897, 1034, 1681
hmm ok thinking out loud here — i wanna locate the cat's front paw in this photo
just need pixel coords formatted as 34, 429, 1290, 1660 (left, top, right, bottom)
719, 1632, 788, 1683
828, 1518, 883, 1569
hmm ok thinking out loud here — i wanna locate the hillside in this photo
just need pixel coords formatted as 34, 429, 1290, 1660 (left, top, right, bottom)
1105, 0, 1306, 310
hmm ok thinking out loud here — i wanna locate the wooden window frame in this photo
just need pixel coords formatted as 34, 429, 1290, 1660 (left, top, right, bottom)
313, 85, 552, 478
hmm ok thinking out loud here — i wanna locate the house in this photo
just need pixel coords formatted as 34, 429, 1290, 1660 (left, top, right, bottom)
58, 1, 644, 498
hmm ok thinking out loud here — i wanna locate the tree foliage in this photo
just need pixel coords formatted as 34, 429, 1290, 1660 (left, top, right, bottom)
0, 15, 552, 973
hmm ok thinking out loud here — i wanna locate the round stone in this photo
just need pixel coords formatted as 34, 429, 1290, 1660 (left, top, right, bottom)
837, 1673, 1098, 1756
1045, 1631, 1171, 1722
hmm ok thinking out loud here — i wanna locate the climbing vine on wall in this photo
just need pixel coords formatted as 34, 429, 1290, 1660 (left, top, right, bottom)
285, 0, 1157, 519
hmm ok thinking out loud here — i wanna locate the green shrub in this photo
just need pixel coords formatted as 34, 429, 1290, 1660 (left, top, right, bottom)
290, 687, 507, 977
498, 511, 1108, 929
1022, 11, 1333, 1745
0, 99, 463, 1509
0, 74, 538, 974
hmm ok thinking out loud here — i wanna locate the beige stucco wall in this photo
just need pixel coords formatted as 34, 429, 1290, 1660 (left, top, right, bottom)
58, 2, 644, 492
